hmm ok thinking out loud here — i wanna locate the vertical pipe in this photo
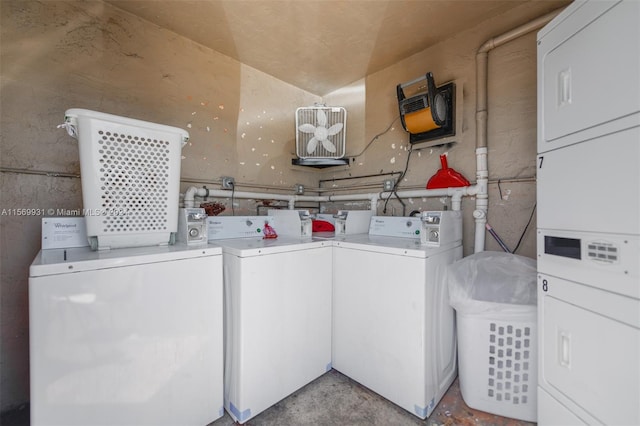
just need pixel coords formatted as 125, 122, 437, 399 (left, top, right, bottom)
476, 52, 489, 150
473, 9, 560, 253
473, 147, 488, 252
451, 190, 463, 211
369, 194, 379, 214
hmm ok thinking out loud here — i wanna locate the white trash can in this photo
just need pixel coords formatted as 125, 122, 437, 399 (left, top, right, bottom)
447, 251, 537, 422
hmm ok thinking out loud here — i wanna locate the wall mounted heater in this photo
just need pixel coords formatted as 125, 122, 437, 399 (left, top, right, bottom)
295, 105, 347, 160
397, 72, 455, 145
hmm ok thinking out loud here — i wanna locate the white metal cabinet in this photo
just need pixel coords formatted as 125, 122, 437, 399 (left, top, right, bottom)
221, 238, 332, 424
331, 237, 459, 419
538, 0, 640, 153
538, 274, 639, 424
537, 388, 586, 426
537, 1, 640, 425
536, 128, 640, 237
29, 245, 224, 426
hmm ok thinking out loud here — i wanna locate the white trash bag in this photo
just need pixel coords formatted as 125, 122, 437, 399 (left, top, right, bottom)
446, 251, 537, 316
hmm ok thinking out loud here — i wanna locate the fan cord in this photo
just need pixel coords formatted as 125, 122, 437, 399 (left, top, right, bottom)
352, 115, 400, 158
230, 182, 235, 215
512, 203, 536, 254
382, 145, 413, 215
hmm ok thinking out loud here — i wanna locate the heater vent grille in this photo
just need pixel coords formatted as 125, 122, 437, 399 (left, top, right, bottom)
400, 95, 429, 114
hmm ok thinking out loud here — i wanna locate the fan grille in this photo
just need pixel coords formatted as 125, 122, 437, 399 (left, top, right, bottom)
295, 107, 346, 159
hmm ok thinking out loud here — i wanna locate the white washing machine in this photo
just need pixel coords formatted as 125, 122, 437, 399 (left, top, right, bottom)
208, 216, 332, 424
312, 210, 374, 240
332, 212, 462, 419
267, 209, 313, 237
29, 244, 224, 426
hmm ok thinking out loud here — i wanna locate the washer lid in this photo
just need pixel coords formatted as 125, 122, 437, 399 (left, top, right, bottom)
217, 236, 329, 257
29, 243, 222, 277
332, 234, 454, 258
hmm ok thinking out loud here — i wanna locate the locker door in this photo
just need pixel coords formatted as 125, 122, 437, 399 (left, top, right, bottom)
536, 127, 640, 235
538, 0, 640, 152
538, 274, 640, 425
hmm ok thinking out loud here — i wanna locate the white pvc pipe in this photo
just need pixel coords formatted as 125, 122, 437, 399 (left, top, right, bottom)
473, 9, 560, 253
182, 186, 472, 212
473, 147, 489, 253
183, 187, 208, 208
477, 10, 560, 55
183, 186, 297, 208
369, 194, 379, 213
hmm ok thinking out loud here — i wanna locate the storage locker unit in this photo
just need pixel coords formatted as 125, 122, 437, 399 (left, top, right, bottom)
536, 1, 640, 424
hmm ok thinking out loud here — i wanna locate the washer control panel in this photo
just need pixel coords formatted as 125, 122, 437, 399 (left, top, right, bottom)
207, 216, 274, 240
420, 210, 462, 247
368, 216, 422, 239
177, 208, 208, 244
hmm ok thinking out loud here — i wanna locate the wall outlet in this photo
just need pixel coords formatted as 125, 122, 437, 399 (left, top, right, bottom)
221, 176, 235, 189
383, 179, 395, 191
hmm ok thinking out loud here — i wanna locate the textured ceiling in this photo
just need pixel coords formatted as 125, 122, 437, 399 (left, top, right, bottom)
107, 0, 567, 96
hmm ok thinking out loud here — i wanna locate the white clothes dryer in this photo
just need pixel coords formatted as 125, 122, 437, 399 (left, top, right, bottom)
331, 213, 462, 419
209, 216, 332, 424
29, 244, 224, 426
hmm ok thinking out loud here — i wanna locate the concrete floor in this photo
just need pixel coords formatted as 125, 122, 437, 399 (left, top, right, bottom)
1, 370, 535, 426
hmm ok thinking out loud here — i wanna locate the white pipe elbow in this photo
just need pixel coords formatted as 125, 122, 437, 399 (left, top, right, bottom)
369, 194, 379, 213
183, 186, 198, 208
450, 189, 465, 211
473, 209, 487, 253
183, 186, 210, 208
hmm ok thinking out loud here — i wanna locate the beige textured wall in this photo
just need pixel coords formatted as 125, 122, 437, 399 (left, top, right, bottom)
319, 2, 551, 258
0, 0, 318, 410
1, 0, 558, 411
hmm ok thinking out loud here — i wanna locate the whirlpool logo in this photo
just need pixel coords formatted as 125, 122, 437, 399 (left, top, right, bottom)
54, 223, 77, 229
